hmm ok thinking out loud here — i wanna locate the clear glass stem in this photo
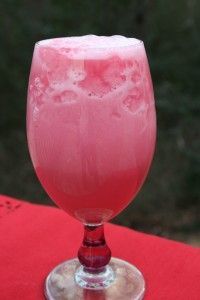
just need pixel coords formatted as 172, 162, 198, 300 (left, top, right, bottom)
75, 224, 115, 289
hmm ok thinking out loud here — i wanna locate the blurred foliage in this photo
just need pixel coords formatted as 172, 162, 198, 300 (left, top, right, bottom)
0, 0, 199, 238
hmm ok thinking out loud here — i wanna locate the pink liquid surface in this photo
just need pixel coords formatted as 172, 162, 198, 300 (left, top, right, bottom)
27, 35, 156, 224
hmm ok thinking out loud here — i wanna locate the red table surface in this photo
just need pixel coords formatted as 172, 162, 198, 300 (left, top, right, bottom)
0, 194, 199, 300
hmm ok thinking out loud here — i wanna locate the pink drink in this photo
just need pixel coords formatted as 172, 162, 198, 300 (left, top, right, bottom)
27, 35, 156, 224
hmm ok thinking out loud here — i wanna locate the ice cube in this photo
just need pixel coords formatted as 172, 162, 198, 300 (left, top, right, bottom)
53, 90, 77, 104
29, 75, 48, 106
103, 56, 126, 90
122, 88, 144, 114
79, 75, 110, 98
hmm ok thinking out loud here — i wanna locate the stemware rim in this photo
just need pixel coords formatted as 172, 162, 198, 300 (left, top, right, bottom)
34, 35, 144, 50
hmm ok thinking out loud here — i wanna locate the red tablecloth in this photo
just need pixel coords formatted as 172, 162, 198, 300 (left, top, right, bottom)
0, 194, 199, 299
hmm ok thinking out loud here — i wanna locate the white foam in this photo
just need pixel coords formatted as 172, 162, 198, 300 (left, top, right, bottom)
35, 35, 144, 59
37, 35, 142, 48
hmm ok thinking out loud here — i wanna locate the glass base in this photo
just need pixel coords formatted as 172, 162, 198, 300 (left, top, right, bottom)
45, 258, 145, 300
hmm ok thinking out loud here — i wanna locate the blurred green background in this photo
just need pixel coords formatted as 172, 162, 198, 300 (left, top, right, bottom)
0, 0, 199, 245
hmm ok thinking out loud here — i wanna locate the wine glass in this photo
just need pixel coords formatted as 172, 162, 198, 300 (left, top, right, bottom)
27, 35, 156, 300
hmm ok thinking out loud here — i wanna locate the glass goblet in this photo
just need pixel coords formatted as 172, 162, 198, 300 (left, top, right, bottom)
27, 35, 156, 300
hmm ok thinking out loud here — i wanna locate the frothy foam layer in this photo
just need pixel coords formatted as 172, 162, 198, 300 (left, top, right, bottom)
35, 35, 143, 60
37, 35, 142, 49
